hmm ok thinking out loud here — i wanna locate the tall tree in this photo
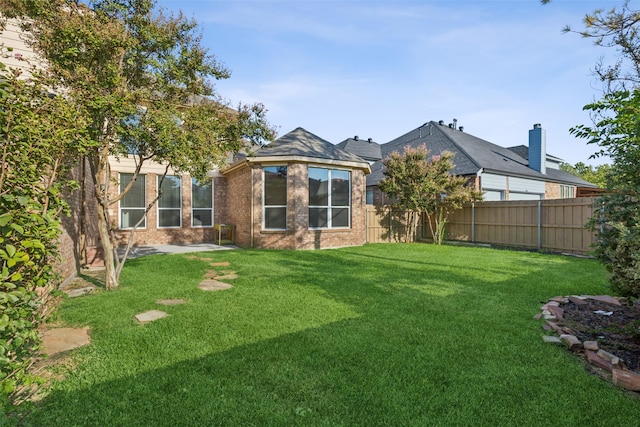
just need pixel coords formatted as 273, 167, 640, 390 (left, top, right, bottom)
2, 0, 275, 289
559, 161, 611, 187
547, 0, 640, 296
378, 145, 481, 245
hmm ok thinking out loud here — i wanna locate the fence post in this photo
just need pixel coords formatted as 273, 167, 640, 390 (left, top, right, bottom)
537, 201, 541, 250
471, 202, 475, 243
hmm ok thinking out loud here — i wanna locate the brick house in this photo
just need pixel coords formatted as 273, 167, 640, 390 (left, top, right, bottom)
91, 127, 371, 256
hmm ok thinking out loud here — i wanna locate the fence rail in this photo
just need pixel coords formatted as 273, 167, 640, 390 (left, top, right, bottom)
366, 197, 600, 255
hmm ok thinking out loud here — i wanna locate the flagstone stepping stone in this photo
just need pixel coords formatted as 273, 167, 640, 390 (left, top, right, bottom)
210, 261, 231, 267
156, 299, 188, 306
40, 327, 91, 356
204, 270, 218, 278
135, 310, 169, 323
199, 279, 233, 291
217, 272, 238, 280
63, 286, 97, 298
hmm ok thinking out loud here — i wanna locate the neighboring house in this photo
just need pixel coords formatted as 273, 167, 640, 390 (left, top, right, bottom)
366, 120, 597, 205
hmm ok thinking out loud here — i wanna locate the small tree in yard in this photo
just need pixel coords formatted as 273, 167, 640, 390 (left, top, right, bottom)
378, 145, 481, 245
2, 0, 275, 290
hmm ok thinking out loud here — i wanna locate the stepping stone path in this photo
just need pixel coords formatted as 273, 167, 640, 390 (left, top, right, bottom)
536, 294, 640, 392
135, 310, 169, 323
40, 327, 91, 357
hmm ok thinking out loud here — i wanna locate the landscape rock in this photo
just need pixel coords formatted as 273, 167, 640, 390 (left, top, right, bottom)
583, 341, 599, 351
210, 261, 231, 267
586, 295, 622, 306
613, 369, 640, 391
586, 350, 613, 372
547, 305, 564, 321
559, 334, 582, 349
568, 296, 588, 306
63, 286, 96, 298
542, 335, 562, 344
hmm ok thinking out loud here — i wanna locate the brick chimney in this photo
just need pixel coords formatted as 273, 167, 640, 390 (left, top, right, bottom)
528, 123, 546, 174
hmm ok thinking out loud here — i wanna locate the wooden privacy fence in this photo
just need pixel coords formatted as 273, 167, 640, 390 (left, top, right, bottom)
366, 197, 600, 255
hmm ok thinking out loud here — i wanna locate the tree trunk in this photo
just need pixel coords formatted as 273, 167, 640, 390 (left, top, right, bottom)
97, 206, 118, 289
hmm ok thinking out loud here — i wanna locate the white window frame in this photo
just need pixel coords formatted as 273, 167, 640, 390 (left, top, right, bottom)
560, 184, 575, 199
191, 178, 214, 228
309, 167, 351, 230
119, 173, 147, 229
263, 165, 288, 230
157, 175, 182, 229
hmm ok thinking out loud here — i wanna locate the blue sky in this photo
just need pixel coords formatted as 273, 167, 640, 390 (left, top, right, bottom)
156, 0, 621, 166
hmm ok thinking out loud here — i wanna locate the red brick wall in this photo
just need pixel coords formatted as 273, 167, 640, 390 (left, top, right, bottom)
225, 165, 253, 247
247, 162, 367, 250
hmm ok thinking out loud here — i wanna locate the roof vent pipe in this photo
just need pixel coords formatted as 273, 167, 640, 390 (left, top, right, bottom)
453, 118, 458, 130
367, 138, 372, 143
438, 120, 444, 126
354, 136, 359, 141
459, 126, 464, 132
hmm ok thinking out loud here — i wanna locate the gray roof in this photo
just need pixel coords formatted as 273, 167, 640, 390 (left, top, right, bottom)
369, 121, 597, 187
506, 145, 595, 187
336, 137, 382, 162
251, 127, 369, 165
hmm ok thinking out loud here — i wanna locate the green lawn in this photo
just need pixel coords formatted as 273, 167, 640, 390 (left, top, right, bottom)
26, 244, 640, 426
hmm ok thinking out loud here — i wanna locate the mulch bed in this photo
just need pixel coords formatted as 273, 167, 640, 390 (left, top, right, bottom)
561, 298, 640, 373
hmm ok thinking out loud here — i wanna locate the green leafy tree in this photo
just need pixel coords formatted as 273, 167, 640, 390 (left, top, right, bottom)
570, 90, 640, 296
559, 161, 611, 187
2, 0, 275, 289
378, 145, 481, 245
0, 51, 88, 410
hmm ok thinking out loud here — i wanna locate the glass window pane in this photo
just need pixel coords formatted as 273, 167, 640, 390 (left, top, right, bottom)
332, 208, 349, 228
120, 173, 145, 208
159, 209, 181, 227
121, 209, 146, 228
192, 209, 212, 227
159, 176, 181, 208
265, 207, 286, 229
331, 171, 350, 206
192, 178, 212, 209
264, 166, 287, 206
309, 168, 328, 206
309, 207, 328, 228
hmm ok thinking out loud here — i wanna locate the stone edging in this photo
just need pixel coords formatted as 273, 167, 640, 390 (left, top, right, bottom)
536, 295, 640, 392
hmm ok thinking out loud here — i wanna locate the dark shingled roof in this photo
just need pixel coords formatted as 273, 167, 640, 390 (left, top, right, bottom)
506, 145, 595, 187
368, 121, 597, 187
336, 137, 382, 162
251, 127, 368, 165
